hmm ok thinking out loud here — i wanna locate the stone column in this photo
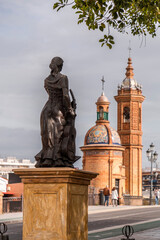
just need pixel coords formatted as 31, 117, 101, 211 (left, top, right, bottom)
0, 192, 4, 214
14, 168, 98, 240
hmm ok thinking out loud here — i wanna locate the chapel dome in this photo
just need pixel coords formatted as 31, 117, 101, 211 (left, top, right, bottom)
85, 124, 121, 145
97, 92, 109, 103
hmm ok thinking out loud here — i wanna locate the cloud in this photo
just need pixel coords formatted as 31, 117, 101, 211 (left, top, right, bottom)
0, 127, 40, 161
0, 0, 160, 169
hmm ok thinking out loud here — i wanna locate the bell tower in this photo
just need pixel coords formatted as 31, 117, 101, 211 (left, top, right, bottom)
114, 58, 145, 205
96, 76, 110, 123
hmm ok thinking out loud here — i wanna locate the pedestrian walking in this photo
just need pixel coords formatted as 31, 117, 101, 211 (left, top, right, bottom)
103, 185, 110, 206
154, 188, 159, 205
112, 187, 118, 207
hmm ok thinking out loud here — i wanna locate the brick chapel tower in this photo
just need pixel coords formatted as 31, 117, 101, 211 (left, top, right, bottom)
114, 58, 145, 205
81, 80, 125, 203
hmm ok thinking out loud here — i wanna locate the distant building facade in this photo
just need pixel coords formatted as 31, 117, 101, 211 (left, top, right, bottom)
0, 158, 34, 213
0, 157, 35, 179
0, 177, 8, 192
142, 168, 160, 191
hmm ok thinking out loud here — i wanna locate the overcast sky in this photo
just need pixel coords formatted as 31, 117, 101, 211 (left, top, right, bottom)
0, 0, 160, 169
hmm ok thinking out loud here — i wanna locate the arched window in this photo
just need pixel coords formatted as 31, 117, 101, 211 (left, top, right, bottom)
123, 107, 130, 123
99, 106, 104, 119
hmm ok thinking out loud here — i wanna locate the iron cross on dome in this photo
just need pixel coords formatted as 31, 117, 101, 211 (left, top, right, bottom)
101, 76, 105, 93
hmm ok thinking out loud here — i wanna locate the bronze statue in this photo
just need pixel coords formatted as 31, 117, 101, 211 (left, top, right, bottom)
35, 57, 80, 168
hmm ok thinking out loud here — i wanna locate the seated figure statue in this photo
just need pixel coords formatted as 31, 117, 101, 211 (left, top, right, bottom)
35, 57, 80, 167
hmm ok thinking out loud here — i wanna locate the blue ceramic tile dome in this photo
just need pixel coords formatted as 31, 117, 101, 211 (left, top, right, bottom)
86, 125, 109, 144
110, 126, 121, 145
86, 125, 121, 145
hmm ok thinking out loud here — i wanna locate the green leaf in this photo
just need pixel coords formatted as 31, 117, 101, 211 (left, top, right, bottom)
108, 35, 114, 40
78, 19, 84, 24
101, 23, 106, 28
109, 40, 115, 44
106, 43, 112, 49
53, 3, 59, 9
99, 25, 104, 31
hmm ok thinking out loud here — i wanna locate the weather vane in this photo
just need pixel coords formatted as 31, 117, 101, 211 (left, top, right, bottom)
101, 76, 105, 93
128, 40, 131, 58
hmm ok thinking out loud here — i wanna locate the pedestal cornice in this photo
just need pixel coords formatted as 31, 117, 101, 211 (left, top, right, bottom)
13, 168, 98, 185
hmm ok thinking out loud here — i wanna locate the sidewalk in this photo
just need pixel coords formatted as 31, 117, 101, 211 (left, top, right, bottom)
1, 205, 160, 223
88, 204, 160, 215
0, 212, 22, 223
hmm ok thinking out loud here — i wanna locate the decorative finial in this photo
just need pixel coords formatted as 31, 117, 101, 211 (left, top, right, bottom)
128, 40, 131, 58
101, 76, 105, 95
125, 57, 134, 79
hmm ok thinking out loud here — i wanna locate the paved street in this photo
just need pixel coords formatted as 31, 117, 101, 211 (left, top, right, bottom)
106, 228, 160, 240
89, 206, 160, 231
3, 222, 22, 240
88, 206, 160, 239
1, 206, 160, 239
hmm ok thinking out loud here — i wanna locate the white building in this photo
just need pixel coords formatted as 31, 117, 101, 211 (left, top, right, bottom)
0, 177, 8, 192
0, 157, 35, 179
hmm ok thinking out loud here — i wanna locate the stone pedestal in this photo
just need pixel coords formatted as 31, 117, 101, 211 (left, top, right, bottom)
14, 168, 98, 240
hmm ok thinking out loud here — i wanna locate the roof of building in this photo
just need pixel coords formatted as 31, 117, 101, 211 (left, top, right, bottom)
3, 192, 14, 195
85, 124, 121, 145
120, 58, 142, 90
97, 92, 109, 103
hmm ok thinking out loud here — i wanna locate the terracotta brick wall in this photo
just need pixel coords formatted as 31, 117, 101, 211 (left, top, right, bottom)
7, 183, 23, 197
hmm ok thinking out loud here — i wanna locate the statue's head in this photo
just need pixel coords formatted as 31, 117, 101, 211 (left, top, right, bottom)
49, 57, 64, 73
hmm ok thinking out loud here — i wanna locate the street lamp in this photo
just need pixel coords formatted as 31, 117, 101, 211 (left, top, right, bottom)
146, 143, 158, 205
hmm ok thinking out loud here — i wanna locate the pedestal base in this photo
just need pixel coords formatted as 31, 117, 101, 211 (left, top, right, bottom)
14, 168, 98, 240
123, 195, 143, 206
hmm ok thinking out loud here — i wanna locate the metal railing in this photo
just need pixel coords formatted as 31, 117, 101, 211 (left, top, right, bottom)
3, 197, 22, 213
0, 223, 9, 240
